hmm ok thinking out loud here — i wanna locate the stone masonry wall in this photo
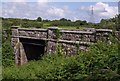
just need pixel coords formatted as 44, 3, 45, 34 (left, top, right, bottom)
11, 26, 120, 65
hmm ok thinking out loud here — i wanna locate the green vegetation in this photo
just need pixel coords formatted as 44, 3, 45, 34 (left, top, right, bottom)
97, 14, 120, 31
1, 14, 120, 30
36, 17, 42, 22
2, 40, 120, 80
1, 14, 120, 80
2, 26, 14, 67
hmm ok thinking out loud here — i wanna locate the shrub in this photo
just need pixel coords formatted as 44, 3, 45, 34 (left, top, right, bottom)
2, 36, 120, 80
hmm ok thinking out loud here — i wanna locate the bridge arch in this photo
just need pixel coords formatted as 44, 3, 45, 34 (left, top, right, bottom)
19, 38, 46, 61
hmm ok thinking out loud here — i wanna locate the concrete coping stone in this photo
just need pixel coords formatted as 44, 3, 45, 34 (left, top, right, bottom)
17, 36, 48, 40
59, 40, 93, 45
60, 30, 94, 34
48, 39, 94, 45
18, 28, 47, 31
48, 27, 61, 30
96, 29, 112, 32
11, 26, 20, 28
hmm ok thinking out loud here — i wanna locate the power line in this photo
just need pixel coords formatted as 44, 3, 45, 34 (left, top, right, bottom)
89, 6, 95, 23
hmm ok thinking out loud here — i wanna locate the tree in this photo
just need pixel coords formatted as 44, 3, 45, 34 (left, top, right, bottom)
43, 19, 50, 22
60, 18, 68, 21
37, 17, 42, 22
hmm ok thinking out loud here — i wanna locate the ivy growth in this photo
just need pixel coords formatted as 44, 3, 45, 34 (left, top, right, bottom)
54, 29, 60, 42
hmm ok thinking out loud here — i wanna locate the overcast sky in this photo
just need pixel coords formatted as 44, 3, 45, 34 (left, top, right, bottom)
1, 0, 119, 23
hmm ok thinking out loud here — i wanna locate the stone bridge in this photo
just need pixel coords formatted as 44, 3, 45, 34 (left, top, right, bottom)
11, 26, 120, 65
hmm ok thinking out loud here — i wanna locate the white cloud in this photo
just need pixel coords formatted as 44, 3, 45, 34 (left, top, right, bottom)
8, 10, 14, 14
50, 6, 74, 19
72, 17, 79, 22
93, 2, 118, 18
81, 2, 118, 22
98, 6, 118, 18
37, 0, 48, 7
2, 2, 118, 23
95, 2, 108, 8
47, 7, 65, 18
92, 2, 108, 12
37, 0, 48, 2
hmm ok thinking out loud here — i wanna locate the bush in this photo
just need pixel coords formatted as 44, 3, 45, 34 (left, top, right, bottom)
2, 28, 14, 67
21, 21, 43, 28
2, 40, 14, 67
2, 38, 120, 80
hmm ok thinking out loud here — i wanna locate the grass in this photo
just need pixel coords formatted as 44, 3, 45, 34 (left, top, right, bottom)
43, 22, 86, 30
2, 41, 120, 80
43, 25, 86, 30
57, 26, 86, 30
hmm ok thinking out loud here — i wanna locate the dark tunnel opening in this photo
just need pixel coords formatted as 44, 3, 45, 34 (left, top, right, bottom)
19, 38, 46, 61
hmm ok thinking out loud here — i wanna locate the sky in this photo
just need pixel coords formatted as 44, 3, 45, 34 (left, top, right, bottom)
1, 0, 119, 23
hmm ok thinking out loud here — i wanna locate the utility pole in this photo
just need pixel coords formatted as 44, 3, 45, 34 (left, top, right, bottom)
89, 6, 95, 23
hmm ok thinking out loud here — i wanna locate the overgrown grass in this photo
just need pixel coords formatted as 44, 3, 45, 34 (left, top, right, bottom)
43, 25, 86, 30
2, 40, 120, 80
